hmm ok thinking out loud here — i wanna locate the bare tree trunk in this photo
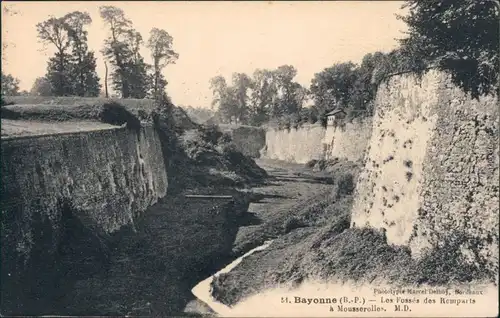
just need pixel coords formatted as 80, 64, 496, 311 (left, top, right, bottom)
104, 61, 109, 98
78, 43, 85, 97
58, 50, 65, 96
154, 59, 159, 99
154, 70, 158, 98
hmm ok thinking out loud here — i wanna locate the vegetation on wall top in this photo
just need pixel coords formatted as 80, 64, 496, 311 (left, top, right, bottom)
398, 0, 499, 99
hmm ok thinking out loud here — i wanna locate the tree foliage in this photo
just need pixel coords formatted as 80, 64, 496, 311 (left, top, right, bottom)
231, 72, 252, 123
30, 77, 53, 96
1, 73, 20, 96
37, 11, 100, 97
249, 69, 275, 126
2, 4, 20, 63
310, 62, 358, 113
65, 11, 101, 97
147, 28, 179, 99
22, 1, 495, 127
348, 52, 387, 117
208, 65, 307, 125
181, 105, 215, 124
100, 6, 170, 99
100, 7, 178, 99
309, 52, 391, 123
399, 0, 499, 97
209, 75, 229, 111
124, 30, 150, 99
37, 15, 73, 96
100, 5, 135, 98
272, 65, 303, 117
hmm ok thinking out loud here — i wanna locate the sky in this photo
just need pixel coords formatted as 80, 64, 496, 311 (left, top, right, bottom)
1, 1, 408, 108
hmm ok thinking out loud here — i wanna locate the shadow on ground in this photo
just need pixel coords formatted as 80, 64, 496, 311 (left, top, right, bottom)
237, 212, 262, 226
5, 191, 254, 316
275, 176, 335, 185
247, 192, 291, 202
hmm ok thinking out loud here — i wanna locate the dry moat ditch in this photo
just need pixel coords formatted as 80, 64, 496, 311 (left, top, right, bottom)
3, 158, 338, 316
4, 155, 494, 316
4, 191, 244, 316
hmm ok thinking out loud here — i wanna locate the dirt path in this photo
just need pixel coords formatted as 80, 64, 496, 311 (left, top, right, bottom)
232, 158, 337, 254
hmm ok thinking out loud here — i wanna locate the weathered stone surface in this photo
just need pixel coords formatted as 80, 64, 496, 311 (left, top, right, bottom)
351, 70, 499, 276
1, 124, 167, 307
262, 124, 326, 163
222, 125, 266, 158
323, 116, 373, 163
262, 119, 372, 164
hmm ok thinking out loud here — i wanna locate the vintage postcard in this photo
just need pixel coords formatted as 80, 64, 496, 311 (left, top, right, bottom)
1, 1, 498, 317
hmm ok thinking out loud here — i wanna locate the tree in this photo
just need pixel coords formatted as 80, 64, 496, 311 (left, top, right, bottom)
310, 62, 358, 113
146, 28, 179, 99
37, 11, 100, 97
181, 105, 215, 124
348, 52, 386, 117
399, 0, 499, 97
209, 75, 228, 111
272, 65, 301, 117
124, 30, 150, 98
37, 15, 73, 96
207, 65, 307, 125
100, 5, 134, 98
231, 72, 252, 123
305, 105, 320, 124
30, 77, 53, 96
65, 11, 101, 97
249, 69, 275, 125
220, 86, 239, 124
1, 73, 20, 96
100, 6, 150, 99
209, 75, 243, 124
291, 83, 308, 114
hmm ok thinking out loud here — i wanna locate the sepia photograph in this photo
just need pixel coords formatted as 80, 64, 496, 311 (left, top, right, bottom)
1, 1, 499, 317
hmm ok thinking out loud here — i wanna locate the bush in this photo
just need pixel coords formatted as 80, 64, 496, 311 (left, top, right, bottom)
200, 124, 224, 145
219, 132, 232, 144
99, 102, 141, 130
402, 230, 494, 285
308, 112, 318, 124
305, 159, 318, 168
283, 216, 308, 234
208, 168, 245, 186
181, 131, 219, 164
0, 106, 20, 119
319, 112, 328, 128
1, 97, 15, 107
137, 109, 150, 121
335, 172, 355, 197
